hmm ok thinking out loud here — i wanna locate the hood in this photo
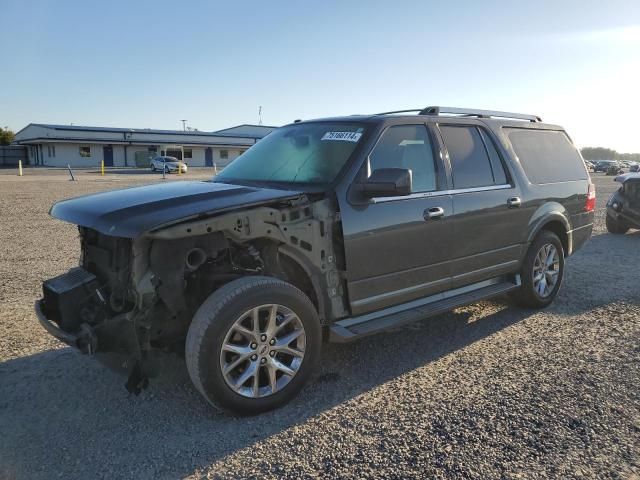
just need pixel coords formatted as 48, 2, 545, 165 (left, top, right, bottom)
614, 172, 640, 184
50, 181, 303, 238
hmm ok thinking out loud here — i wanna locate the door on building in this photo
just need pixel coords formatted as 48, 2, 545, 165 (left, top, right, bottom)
103, 146, 114, 167
205, 147, 213, 167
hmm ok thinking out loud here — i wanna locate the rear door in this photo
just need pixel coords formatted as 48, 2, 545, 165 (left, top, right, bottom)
340, 123, 454, 315
437, 124, 529, 288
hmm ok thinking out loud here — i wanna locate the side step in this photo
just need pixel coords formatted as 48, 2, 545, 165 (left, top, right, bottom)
329, 276, 520, 342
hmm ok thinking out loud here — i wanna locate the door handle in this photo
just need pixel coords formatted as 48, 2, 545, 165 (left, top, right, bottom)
424, 207, 445, 220
507, 197, 522, 208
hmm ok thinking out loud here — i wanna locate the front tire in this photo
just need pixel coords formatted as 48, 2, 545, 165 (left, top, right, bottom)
606, 214, 629, 234
185, 276, 321, 415
511, 230, 565, 309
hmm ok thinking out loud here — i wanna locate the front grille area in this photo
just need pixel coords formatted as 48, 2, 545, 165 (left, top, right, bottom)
79, 227, 134, 313
42, 268, 100, 331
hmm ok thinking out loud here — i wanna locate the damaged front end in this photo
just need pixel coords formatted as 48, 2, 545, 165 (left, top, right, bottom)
36, 230, 157, 393
36, 196, 348, 395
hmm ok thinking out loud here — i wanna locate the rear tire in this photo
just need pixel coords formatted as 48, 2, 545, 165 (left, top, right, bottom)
185, 276, 321, 415
606, 214, 629, 234
511, 230, 565, 309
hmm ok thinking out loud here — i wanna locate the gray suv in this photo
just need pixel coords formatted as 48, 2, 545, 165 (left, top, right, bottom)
36, 106, 595, 414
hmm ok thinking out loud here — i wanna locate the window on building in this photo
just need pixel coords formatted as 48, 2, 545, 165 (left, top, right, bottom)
440, 125, 507, 189
79, 146, 91, 157
47, 145, 51, 157
166, 149, 182, 160
183, 148, 193, 159
368, 125, 438, 193
220, 150, 229, 160
52, 145, 56, 157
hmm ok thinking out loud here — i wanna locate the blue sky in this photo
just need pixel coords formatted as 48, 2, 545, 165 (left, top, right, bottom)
1, 0, 639, 151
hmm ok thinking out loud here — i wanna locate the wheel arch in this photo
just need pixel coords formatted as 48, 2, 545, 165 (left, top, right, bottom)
526, 207, 571, 257
276, 244, 329, 324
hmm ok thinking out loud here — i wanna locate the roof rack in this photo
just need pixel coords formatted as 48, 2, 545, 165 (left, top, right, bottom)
419, 106, 541, 122
374, 109, 424, 115
374, 106, 541, 122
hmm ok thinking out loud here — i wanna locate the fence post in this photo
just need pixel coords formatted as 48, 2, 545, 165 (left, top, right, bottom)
67, 164, 76, 181
18, 160, 23, 177
101, 160, 105, 176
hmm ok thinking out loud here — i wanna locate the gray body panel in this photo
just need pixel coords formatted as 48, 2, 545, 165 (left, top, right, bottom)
45, 111, 594, 333
333, 114, 593, 317
49, 181, 303, 238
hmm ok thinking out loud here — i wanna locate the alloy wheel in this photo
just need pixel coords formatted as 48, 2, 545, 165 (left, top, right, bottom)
532, 243, 560, 298
219, 304, 306, 398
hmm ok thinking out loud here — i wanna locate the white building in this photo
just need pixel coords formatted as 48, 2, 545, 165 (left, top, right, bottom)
12, 123, 276, 168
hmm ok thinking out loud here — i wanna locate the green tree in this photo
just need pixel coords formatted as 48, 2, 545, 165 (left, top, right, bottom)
580, 147, 618, 160
0, 127, 15, 146
581, 147, 640, 162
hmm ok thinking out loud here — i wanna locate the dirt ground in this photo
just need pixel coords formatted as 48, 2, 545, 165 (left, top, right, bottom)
0, 168, 638, 479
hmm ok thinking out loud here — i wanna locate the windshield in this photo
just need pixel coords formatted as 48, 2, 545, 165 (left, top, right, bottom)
216, 122, 366, 186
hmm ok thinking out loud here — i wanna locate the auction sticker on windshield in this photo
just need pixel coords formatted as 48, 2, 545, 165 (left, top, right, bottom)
321, 131, 362, 142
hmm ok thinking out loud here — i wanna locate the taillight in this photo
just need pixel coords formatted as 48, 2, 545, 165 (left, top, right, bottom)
585, 182, 596, 212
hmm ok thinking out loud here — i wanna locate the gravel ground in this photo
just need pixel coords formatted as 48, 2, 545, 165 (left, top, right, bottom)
0, 169, 638, 479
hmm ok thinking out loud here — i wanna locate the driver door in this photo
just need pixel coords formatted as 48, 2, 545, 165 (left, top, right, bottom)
340, 123, 453, 315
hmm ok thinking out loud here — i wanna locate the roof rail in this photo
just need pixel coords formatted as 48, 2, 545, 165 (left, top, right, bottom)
374, 109, 424, 115
420, 106, 541, 122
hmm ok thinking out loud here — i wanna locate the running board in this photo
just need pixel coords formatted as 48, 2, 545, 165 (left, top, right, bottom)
329, 276, 520, 342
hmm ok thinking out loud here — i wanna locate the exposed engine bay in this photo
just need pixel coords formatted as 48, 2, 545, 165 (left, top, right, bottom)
39, 196, 347, 393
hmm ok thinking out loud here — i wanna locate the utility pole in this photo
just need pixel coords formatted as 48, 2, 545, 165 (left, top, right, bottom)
180, 119, 187, 131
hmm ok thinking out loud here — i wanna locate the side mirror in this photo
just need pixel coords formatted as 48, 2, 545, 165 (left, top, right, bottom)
360, 168, 412, 198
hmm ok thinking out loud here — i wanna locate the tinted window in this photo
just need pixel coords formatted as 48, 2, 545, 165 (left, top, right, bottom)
479, 129, 507, 185
440, 126, 495, 189
217, 122, 366, 185
506, 129, 588, 184
369, 125, 437, 192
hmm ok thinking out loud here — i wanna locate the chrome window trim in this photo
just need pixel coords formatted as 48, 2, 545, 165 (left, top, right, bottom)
371, 183, 513, 203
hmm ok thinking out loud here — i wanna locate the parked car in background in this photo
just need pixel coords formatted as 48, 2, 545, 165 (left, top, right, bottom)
606, 173, 640, 233
584, 160, 595, 172
606, 164, 624, 176
629, 163, 640, 173
593, 160, 620, 173
150, 156, 188, 174
35, 106, 594, 414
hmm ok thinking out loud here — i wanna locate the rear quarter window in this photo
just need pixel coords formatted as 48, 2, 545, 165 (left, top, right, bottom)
506, 128, 588, 184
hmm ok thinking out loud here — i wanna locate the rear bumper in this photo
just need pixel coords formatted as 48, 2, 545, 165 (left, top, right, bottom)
568, 223, 593, 255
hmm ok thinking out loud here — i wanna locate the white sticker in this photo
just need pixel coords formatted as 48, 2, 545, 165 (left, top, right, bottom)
321, 131, 362, 142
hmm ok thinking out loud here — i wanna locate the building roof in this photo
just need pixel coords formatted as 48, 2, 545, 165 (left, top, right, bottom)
12, 122, 277, 147
15, 123, 273, 139
212, 124, 278, 134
